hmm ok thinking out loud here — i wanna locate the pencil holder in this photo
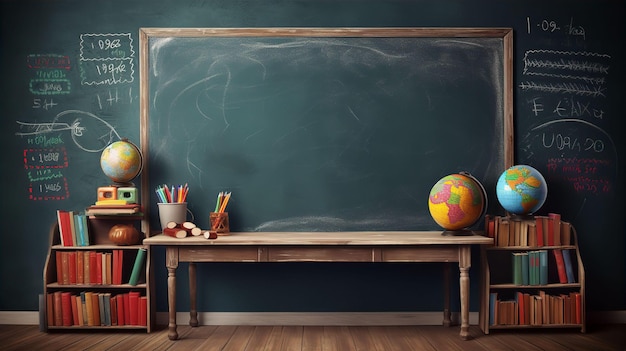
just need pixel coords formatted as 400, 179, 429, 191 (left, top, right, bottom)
209, 212, 230, 235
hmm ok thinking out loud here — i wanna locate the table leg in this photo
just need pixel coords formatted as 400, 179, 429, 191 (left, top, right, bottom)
443, 262, 451, 327
189, 262, 198, 327
166, 247, 179, 340
459, 246, 471, 340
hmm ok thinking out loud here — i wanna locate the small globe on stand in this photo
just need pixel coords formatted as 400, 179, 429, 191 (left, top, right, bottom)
495, 165, 547, 216
100, 139, 143, 186
428, 172, 487, 236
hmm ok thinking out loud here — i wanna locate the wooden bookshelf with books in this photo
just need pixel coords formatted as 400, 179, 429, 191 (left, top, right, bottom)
42, 211, 152, 332
479, 213, 585, 334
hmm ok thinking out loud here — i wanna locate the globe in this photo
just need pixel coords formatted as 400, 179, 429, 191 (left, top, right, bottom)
100, 140, 143, 184
428, 173, 486, 231
495, 165, 547, 215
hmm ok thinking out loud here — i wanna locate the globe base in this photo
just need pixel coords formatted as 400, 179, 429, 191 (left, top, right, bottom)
508, 213, 535, 221
441, 229, 477, 236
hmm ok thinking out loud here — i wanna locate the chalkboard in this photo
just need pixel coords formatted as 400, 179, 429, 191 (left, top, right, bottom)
139, 28, 514, 233
2, 0, 624, 315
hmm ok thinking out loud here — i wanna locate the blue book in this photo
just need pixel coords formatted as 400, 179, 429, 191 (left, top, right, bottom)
489, 292, 498, 326
562, 249, 576, 283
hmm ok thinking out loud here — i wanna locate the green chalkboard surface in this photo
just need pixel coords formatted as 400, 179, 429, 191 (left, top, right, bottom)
140, 28, 513, 233
2, 0, 624, 315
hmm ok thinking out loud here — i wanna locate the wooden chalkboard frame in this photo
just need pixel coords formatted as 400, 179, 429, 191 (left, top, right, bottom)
138, 27, 514, 235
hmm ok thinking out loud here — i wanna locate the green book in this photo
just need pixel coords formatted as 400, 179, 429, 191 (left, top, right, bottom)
128, 248, 146, 286
521, 252, 529, 285
512, 253, 523, 285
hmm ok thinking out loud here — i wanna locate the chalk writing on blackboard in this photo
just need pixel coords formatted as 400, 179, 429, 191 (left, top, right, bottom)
526, 17, 586, 40
79, 33, 135, 86
27, 54, 71, 95
518, 40, 615, 196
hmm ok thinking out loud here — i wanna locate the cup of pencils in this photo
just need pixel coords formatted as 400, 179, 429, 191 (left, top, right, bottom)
210, 191, 231, 235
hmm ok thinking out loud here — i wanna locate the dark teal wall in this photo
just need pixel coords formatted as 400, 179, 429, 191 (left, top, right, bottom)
1, 0, 624, 314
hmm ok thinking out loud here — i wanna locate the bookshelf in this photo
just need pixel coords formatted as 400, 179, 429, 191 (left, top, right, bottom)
479, 215, 586, 334
42, 213, 153, 331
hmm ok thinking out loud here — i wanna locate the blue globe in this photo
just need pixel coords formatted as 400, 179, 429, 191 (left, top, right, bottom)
496, 165, 547, 215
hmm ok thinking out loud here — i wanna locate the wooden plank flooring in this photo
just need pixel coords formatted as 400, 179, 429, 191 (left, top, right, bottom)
0, 324, 624, 351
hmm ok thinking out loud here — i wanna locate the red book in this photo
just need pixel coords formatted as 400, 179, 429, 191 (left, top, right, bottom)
549, 213, 561, 246
96, 252, 103, 284
89, 251, 98, 284
535, 216, 544, 247
547, 217, 555, 246
61, 292, 73, 326
517, 291, 525, 325
53, 291, 63, 326
574, 292, 582, 324
46, 293, 55, 327
68, 252, 77, 284
55, 251, 63, 284
117, 293, 125, 326
124, 293, 131, 325
57, 210, 73, 246
112, 250, 119, 285
128, 292, 140, 325
91, 293, 101, 326
552, 249, 568, 284
139, 296, 147, 326
70, 294, 79, 326
76, 251, 84, 284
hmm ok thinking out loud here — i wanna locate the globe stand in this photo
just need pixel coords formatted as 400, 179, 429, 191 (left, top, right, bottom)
508, 213, 535, 221
441, 229, 475, 236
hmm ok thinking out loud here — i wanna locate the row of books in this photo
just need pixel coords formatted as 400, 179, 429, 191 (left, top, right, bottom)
47, 291, 147, 327
55, 249, 146, 286
485, 213, 571, 247
56, 210, 90, 247
489, 291, 582, 326
512, 249, 576, 286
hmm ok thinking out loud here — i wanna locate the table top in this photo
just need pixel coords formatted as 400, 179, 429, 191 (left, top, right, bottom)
143, 231, 493, 246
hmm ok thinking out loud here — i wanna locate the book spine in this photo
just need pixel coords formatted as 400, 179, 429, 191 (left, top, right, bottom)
539, 250, 548, 285
553, 249, 568, 284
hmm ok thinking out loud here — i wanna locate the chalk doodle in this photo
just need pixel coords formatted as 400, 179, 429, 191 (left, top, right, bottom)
519, 50, 610, 97
16, 109, 121, 153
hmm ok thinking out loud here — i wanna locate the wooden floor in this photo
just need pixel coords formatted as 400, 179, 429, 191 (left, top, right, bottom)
1, 324, 624, 351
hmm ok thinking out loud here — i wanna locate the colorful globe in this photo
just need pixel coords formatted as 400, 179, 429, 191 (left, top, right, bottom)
100, 140, 143, 184
495, 165, 547, 215
428, 173, 486, 231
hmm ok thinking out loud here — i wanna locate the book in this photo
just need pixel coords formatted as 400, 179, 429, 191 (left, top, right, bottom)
549, 213, 561, 246
128, 292, 140, 325
76, 251, 84, 284
91, 292, 101, 326
53, 291, 63, 326
98, 293, 106, 326
538, 250, 548, 285
61, 292, 73, 326
80, 292, 88, 326
535, 216, 544, 247
46, 293, 54, 327
561, 221, 572, 245
128, 248, 147, 286
68, 211, 78, 249
86, 204, 141, 216
512, 252, 523, 285
110, 296, 118, 326
139, 296, 148, 326
521, 252, 529, 285
117, 293, 125, 326
562, 249, 576, 283
68, 252, 77, 284
553, 249, 568, 284
56, 210, 72, 246
71, 294, 79, 326
85, 292, 94, 326
75, 295, 84, 326
489, 292, 498, 326
103, 293, 112, 326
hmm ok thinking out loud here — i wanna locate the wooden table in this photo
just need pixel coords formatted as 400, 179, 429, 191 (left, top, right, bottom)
143, 231, 492, 340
